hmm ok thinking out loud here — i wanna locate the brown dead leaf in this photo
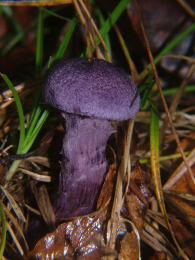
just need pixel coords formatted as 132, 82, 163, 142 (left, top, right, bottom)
26, 163, 116, 259
127, 0, 188, 51
118, 229, 139, 260
30, 182, 56, 227
149, 251, 168, 260
127, 0, 195, 82
96, 162, 116, 210
27, 213, 107, 260
163, 133, 195, 259
169, 217, 195, 260
26, 160, 150, 259
124, 164, 150, 232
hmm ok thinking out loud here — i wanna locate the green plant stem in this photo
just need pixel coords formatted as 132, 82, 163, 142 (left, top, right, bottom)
0, 202, 6, 259
6, 160, 22, 181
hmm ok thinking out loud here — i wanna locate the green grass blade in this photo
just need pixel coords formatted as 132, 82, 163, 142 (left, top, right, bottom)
2, 6, 21, 34
25, 105, 42, 142
95, 8, 112, 58
6, 108, 49, 181
1, 6, 65, 56
140, 23, 195, 78
150, 106, 189, 260
22, 109, 49, 153
83, 0, 131, 57
42, 7, 70, 22
1, 31, 24, 56
36, 7, 44, 74
141, 87, 153, 110
156, 23, 195, 61
0, 73, 25, 154
54, 17, 77, 62
138, 76, 155, 110
99, 0, 131, 41
150, 106, 159, 159
0, 202, 7, 259
158, 84, 195, 96
1, 7, 24, 55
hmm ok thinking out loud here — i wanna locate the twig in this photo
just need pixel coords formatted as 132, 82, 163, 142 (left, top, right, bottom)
175, 0, 195, 18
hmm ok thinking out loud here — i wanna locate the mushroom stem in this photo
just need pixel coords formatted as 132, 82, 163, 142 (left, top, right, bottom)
54, 113, 115, 218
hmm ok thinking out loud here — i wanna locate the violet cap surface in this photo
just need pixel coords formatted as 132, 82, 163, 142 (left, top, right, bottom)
44, 58, 140, 120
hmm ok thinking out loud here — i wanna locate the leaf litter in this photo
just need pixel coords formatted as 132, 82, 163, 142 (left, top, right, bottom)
0, 0, 194, 259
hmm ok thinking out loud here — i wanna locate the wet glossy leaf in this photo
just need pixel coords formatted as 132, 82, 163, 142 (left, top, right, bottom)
27, 214, 107, 259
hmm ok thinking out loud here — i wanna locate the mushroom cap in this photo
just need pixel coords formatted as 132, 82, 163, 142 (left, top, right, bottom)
44, 58, 140, 121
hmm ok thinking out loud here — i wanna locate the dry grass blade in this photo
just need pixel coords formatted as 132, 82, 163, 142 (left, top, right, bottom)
25, 156, 50, 167
162, 54, 195, 63
72, 0, 93, 58
107, 120, 134, 249
144, 221, 170, 246
163, 148, 195, 191
30, 183, 56, 226
78, 0, 111, 61
113, 24, 139, 84
2, 202, 29, 252
1, 1, 193, 258
161, 63, 195, 140
0, 100, 14, 109
164, 190, 195, 202
0, 84, 25, 104
73, 0, 110, 60
1, 186, 26, 223
139, 3, 194, 186
0, 83, 33, 110
144, 211, 181, 257
19, 168, 51, 182
147, 208, 174, 228
142, 229, 173, 257
169, 64, 195, 114
6, 222, 24, 256
23, 203, 40, 216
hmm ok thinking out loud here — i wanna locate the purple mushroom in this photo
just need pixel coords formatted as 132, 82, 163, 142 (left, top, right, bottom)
44, 58, 140, 218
